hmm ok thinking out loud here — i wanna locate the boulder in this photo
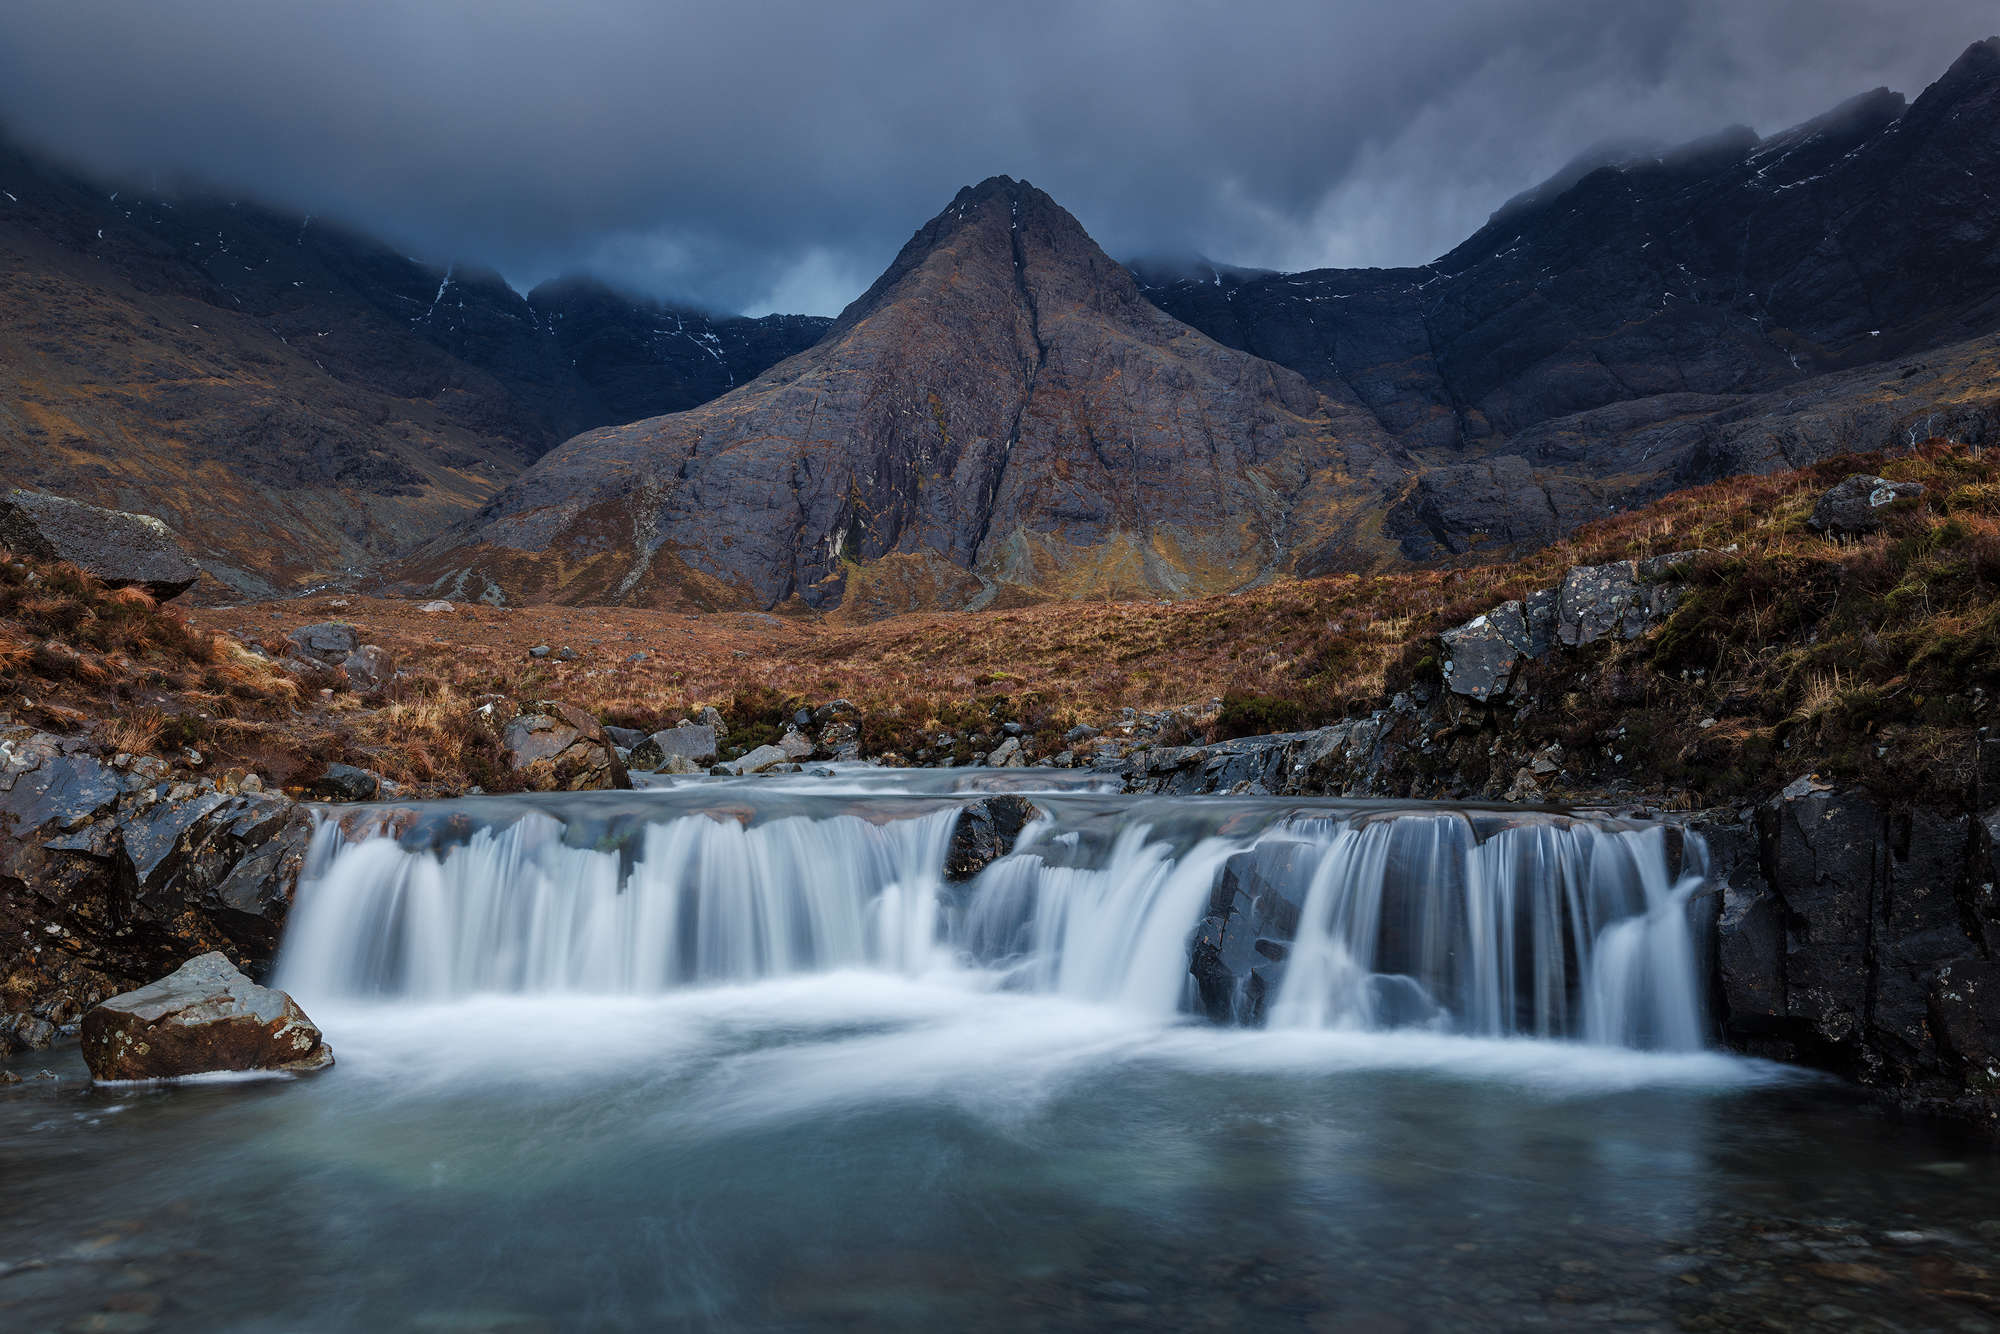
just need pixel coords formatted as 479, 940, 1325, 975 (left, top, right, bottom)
1554, 561, 1647, 647
0, 730, 316, 1056
340, 644, 394, 692
287, 622, 360, 665
1711, 781, 1999, 1125
309, 763, 381, 802
944, 796, 1042, 882
777, 728, 815, 761
79, 952, 332, 1081
1441, 606, 1526, 702
417, 599, 455, 614
502, 705, 631, 790
0, 488, 202, 600
811, 699, 859, 725
816, 719, 862, 761
1809, 474, 1926, 537
1189, 840, 1321, 1022
631, 722, 719, 769
987, 736, 1025, 767
728, 744, 793, 775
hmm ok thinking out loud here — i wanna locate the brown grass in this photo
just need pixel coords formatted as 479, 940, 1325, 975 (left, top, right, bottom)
7, 437, 1995, 805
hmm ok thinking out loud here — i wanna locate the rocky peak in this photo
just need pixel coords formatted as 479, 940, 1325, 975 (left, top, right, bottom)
411, 177, 1404, 612
830, 174, 1132, 338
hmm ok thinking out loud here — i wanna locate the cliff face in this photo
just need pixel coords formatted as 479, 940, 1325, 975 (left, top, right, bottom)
411, 177, 1409, 611
0, 132, 827, 594
1139, 39, 2000, 557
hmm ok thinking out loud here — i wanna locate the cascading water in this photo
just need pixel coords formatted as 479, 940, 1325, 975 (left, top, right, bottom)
278, 782, 1711, 1050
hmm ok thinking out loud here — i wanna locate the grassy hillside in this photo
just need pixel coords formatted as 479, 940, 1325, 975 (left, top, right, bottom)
4, 438, 1996, 807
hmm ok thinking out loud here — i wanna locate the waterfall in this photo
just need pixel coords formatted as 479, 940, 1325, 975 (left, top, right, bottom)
279, 793, 1710, 1051
280, 806, 960, 999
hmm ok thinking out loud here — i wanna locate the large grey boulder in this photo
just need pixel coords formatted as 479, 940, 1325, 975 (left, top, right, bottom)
1555, 560, 1648, 647
1808, 474, 1926, 537
0, 488, 202, 600
340, 644, 395, 692
503, 703, 631, 790
1441, 601, 1536, 701
287, 622, 361, 665
631, 722, 720, 770
79, 952, 332, 1081
723, 743, 793, 775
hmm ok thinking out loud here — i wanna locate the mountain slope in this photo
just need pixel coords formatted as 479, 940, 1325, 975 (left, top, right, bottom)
0, 132, 828, 593
410, 178, 1409, 612
1139, 38, 2000, 555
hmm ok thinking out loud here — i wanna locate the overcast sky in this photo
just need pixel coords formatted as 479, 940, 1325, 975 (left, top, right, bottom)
1, 1, 1991, 316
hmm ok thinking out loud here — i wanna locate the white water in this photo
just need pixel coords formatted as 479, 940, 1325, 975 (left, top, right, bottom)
278, 793, 1711, 1051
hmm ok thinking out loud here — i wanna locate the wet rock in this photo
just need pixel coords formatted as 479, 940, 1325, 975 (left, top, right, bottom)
631, 723, 719, 769
1190, 839, 1317, 1022
79, 952, 332, 1081
2, 731, 315, 1056
944, 795, 1042, 882
0, 488, 202, 600
309, 763, 381, 802
727, 744, 792, 775
286, 622, 360, 665
1809, 474, 1927, 537
1930, 960, 2000, 1091
340, 644, 395, 693
1714, 781, 1998, 1126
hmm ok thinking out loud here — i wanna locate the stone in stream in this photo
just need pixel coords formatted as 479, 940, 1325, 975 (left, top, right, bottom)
0, 487, 203, 599
944, 796, 1042, 882
79, 952, 333, 1081
725, 743, 793, 775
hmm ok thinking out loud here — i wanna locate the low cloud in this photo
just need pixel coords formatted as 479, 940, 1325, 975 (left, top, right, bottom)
1, 1, 1990, 313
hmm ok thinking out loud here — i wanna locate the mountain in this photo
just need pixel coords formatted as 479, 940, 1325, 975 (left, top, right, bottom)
408, 177, 1410, 612
1138, 38, 2000, 556
0, 133, 828, 594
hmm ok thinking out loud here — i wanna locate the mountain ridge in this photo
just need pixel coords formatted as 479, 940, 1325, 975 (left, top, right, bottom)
407, 175, 1411, 611
0, 131, 829, 593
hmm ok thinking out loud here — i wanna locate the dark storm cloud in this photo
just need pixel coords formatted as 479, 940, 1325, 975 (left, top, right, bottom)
0, 1, 1991, 314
